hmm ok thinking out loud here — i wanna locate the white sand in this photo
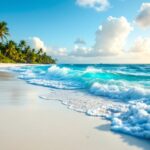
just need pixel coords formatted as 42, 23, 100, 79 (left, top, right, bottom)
0, 63, 47, 68
0, 70, 149, 150
0, 63, 29, 67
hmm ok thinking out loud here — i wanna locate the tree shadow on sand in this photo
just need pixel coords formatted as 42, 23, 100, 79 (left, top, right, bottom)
95, 122, 150, 150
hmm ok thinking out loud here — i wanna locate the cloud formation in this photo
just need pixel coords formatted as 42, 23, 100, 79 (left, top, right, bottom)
76, 0, 110, 12
71, 16, 133, 57
71, 45, 92, 56
28, 37, 68, 59
48, 47, 68, 57
28, 37, 47, 52
94, 16, 133, 56
136, 3, 150, 28
71, 38, 91, 56
130, 37, 150, 54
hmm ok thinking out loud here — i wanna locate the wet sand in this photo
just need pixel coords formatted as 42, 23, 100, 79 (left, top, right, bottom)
0, 70, 150, 150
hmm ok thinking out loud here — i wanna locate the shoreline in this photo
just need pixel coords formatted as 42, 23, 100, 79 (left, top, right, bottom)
0, 70, 150, 150
0, 63, 30, 67
0, 63, 49, 68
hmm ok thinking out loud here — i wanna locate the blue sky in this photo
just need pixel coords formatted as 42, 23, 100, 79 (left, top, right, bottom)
1, 0, 150, 63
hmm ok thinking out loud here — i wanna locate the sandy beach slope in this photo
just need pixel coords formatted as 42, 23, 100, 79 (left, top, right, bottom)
0, 63, 47, 68
0, 69, 149, 150
0, 63, 30, 67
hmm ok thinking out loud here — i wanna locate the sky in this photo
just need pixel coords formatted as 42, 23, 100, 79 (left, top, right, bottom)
1, 0, 150, 64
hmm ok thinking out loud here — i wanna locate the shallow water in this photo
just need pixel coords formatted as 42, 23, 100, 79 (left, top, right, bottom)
8, 64, 150, 139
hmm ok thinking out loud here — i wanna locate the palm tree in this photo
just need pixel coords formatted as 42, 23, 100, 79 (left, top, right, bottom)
0, 22, 9, 43
0, 21, 56, 64
5, 40, 17, 56
18, 40, 26, 51
32, 48, 35, 53
24, 46, 31, 54
37, 48, 43, 55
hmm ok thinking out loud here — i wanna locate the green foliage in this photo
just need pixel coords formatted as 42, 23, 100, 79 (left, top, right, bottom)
0, 52, 15, 63
0, 21, 56, 64
0, 21, 9, 43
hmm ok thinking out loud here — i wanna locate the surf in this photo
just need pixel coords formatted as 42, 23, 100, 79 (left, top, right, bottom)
9, 64, 150, 139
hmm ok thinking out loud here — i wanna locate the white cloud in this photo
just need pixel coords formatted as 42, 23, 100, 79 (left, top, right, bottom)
76, 0, 110, 12
71, 45, 92, 56
71, 38, 92, 56
48, 47, 68, 57
130, 37, 150, 54
71, 16, 133, 57
136, 3, 150, 28
28, 37, 47, 52
48, 47, 70, 63
94, 16, 133, 56
27, 37, 68, 59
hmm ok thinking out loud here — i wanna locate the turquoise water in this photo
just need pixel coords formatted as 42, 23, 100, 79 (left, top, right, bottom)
11, 64, 150, 101
10, 64, 150, 139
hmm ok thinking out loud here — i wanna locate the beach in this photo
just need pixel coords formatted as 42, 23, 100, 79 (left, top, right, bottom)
0, 66, 150, 150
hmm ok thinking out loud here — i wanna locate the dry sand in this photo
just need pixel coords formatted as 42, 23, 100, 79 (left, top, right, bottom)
0, 63, 30, 67
0, 63, 46, 68
0, 68, 150, 150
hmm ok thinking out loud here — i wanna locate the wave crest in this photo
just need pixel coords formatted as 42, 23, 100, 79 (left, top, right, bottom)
90, 81, 149, 101
48, 65, 71, 78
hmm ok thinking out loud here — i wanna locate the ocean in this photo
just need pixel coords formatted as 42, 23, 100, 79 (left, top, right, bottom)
9, 64, 150, 139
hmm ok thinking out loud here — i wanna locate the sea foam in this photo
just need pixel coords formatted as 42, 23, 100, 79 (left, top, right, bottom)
111, 102, 150, 139
90, 81, 149, 101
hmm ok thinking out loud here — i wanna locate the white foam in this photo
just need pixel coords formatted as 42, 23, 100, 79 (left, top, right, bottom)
19, 70, 36, 79
111, 102, 150, 139
48, 65, 71, 78
90, 81, 149, 101
113, 70, 150, 77
40, 88, 127, 118
84, 66, 103, 73
40, 88, 150, 139
28, 79, 82, 89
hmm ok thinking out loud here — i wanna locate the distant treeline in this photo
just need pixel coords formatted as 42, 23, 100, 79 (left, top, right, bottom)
0, 22, 56, 64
